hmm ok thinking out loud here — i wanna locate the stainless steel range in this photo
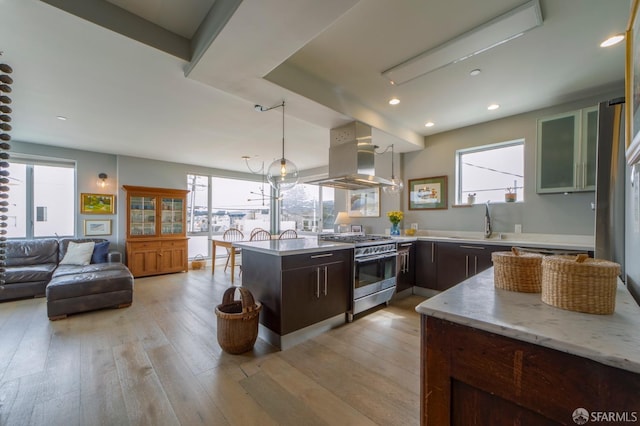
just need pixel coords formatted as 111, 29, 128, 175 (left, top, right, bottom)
318, 233, 397, 320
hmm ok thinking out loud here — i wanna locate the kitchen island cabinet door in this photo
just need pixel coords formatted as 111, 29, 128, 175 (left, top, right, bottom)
415, 241, 437, 289
281, 259, 350, 334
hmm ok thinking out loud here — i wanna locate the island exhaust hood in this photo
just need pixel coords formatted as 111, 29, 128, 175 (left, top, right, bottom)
309, 122, 394, 190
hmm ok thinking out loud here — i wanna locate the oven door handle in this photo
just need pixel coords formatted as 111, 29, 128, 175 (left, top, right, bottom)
355, 252, 398, 263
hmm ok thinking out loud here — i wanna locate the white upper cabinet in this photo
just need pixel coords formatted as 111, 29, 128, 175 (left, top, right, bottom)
536, 106, 598, 193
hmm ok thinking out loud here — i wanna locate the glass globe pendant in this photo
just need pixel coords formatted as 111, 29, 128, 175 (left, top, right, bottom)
265, 100, 298, 192
267, 157, 298, 192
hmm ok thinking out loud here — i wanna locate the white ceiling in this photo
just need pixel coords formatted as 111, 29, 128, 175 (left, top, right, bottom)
0, 0, 630, 174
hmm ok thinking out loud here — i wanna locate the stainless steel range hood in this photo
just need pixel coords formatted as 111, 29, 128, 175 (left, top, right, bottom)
309, 122, 393, 190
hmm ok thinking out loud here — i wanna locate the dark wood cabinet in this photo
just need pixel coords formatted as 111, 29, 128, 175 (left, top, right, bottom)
242, 248, 352, 337
422, 316, 640, 425
415, 241, 438, 289
396, 241, 416, 292
436, 242, 499, 291
416, 241, 508, 291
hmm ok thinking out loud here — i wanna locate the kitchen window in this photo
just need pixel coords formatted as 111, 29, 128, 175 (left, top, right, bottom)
7, 156, 75, 239
455, 139, 524, 204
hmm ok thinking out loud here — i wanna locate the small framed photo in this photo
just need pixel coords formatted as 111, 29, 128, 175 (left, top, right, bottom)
347, 187, 380, 217
81, 193, 115, 214
408, 176, 448, 210
84, 219, 112, 236
350, 224, 363, 233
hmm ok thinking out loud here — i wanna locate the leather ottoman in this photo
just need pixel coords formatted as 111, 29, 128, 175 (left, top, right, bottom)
46, 264, 134, 320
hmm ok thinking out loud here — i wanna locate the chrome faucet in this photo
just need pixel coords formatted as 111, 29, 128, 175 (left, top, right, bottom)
484, 201, 492, 238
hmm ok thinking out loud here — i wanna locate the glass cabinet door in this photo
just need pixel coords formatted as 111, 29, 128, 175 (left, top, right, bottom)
130, 196, 156, 236
537, 111, 579, 193
161, 197, 184, 235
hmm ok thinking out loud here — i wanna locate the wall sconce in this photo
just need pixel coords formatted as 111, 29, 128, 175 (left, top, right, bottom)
97, 173, 108, 188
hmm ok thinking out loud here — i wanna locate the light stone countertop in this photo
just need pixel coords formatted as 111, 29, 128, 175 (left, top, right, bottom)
414, 230, 593, 251
415, 268, 640, 374
234, 238, 353, 256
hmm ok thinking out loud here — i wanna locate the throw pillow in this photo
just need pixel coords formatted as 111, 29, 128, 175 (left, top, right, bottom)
91, 241, 110, 264
60, 241, 95, 265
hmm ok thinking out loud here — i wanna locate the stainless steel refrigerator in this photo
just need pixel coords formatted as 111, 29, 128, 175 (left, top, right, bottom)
595, 97, 640, 304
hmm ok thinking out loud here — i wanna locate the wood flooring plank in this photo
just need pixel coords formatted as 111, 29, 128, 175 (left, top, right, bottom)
79, 326, 129, 426
0, 299, 44, 382
239, 370, 326, 426
113, 341, 180, 426
280, 340, 419, 426
196, 364, 279, 426
313, 330, 420, 395
146, 343, 230, 425
30, 389, 81, 426
256, 355, 378, 426
0, 373, 45, 426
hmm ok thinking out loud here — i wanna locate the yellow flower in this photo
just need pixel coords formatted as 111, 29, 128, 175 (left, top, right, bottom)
387, 210, 403, 224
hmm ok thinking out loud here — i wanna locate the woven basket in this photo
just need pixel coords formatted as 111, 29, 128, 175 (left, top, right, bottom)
215, 286, 262, 354
191, 254, 206, 270
541, 254, 620, 315
492, 247, 544, 293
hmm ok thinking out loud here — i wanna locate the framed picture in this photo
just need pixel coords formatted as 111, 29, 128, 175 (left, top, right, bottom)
350, 224, 363, 233
627, 0, 640, 165
408, 176, 448, 210
347, 187, 380, 217
81, 193, 115, 214
84, 219, 112, 236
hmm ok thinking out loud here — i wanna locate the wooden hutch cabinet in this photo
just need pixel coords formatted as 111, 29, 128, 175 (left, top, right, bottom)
122, 185, 189, 277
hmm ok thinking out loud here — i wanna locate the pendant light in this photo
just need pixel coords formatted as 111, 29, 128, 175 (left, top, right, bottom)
383, 144, 403, 194
255, 101, 299, 192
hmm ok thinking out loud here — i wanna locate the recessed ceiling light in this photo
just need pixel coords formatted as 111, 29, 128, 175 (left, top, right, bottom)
600, 34, 624, 47
56, 116, 67, 121
470, 69, 481, 76
389, 98, 400, 105
425, 122, 435, 127
487, 104, 500, 110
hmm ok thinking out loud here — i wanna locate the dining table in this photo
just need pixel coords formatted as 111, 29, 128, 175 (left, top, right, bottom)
211, 237, 242, 284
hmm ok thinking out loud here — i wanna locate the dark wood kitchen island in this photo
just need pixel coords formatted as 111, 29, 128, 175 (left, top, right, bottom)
235, 238, 354, 350
415, 268, 640, 425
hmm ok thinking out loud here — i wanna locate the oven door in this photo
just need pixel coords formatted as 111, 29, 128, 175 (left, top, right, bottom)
354, 252, 397, 300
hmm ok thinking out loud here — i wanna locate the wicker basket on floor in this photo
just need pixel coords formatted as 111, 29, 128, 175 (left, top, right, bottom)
492, 247, 544, 293
541, 254, 620, 315
215, 286, 262, 354
191, 254, 206, 270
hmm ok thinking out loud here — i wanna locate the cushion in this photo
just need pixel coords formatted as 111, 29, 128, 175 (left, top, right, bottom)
59, 241, 95, 265
91, 241, 110, 264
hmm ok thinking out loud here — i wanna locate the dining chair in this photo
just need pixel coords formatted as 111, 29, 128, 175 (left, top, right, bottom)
250, 229, 271, 241
249, 227, 268, 239
278, 229, 298, 239
222, 228, 244, 272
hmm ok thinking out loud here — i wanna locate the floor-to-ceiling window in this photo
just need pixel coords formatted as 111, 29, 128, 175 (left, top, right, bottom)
187, 174, 274, 259
7, 157, 75, 239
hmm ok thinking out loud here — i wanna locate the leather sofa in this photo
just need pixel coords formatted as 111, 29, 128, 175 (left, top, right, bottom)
3, 238, 134, 320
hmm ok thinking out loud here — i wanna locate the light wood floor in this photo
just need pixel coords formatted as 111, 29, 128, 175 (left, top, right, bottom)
0, 261, 425, 426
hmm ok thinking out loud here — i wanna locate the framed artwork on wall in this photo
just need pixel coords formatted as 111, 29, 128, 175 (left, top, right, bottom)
347, 187, 380, 217
84, 219, 112, 236
80, 193, 115, 214
408, 176, 448, 210
627, 0, 640, 165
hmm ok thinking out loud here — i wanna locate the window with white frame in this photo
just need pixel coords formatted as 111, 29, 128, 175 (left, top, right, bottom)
456, 140, 524, 204
7, 157, 75, 239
